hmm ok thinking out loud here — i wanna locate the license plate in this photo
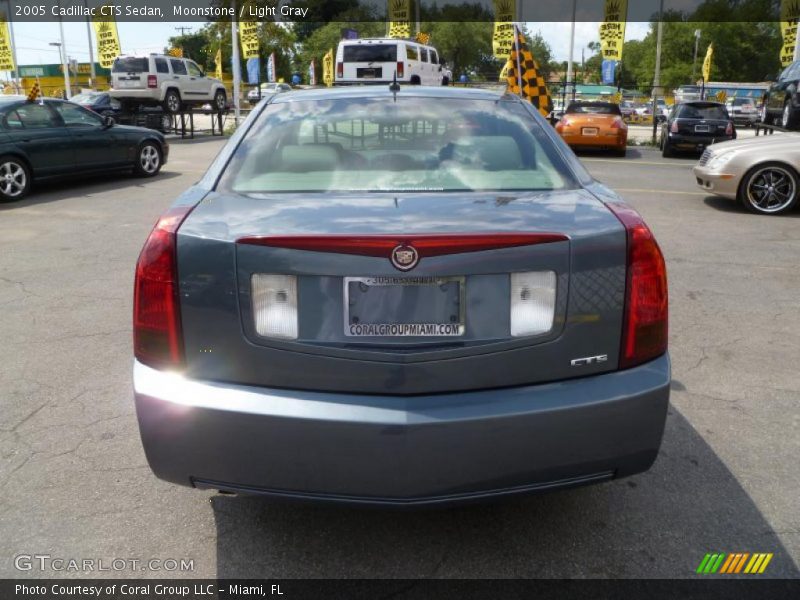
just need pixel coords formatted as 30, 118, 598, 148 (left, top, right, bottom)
120, 79, 140, 88
357, 68, 381, 79
344, 276, 465, 337
582, 127, 599, 136
695, 124, 710, 132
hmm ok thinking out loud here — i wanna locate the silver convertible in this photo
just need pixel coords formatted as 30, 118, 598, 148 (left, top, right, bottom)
133, 86, 670, 505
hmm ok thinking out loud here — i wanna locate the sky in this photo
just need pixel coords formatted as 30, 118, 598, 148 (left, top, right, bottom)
5, 21, 652, 69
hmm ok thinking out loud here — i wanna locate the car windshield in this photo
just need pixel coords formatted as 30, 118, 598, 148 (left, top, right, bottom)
112, 57, 148, 73
733, 98, 753, 106
566, 103, 621, 115
343, 44, 397, 62
677, 104, 728, 119
71, 93, 99, 104
218, 96, 576, 194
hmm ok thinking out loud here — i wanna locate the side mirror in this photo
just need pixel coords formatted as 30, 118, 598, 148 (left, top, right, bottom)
102, 115, 115, 128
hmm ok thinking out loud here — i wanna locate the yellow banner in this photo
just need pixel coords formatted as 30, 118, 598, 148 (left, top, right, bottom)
0, 17, 14, 72
781, 0, 799, 67
239, 20, 259, 60
214, 48, 223, 80
702, 43, 713, 82
492, 0, 516, 60
599, 0, 628, 62
322, 48, 334, 87
388, 0, 411, 39
92, 7, 121, 69
168, 47, 183, 58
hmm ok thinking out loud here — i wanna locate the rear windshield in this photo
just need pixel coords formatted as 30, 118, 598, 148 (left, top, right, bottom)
112, 57, 148, 73
677, 104, 729, 119
218, 97, 576, 194
566, 103, 621, 115
343, 45, 397, 62
732, 98, 753, 105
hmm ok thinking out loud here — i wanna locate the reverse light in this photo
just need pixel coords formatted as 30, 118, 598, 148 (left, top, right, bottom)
133, 206, 193, 370
147, 74, 157, 88
605, 202, 668, 369
510, 271, 557, 337
252, 274, 298, 340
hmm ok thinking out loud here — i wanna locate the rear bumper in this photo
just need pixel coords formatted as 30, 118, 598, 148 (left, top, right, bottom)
134, 354, 670, 505
108, 89, 162, 102
559, 130, 627, 149
668, 133, 734, 151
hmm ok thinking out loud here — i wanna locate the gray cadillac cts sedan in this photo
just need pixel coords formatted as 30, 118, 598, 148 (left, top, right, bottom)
133, 86, 670, 505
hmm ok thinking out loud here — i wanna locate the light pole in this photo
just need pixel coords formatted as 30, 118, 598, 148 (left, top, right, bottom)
49, 42, 71, 99
691, 29, 701, 82
652, 0, 665, 144
566, 0, 577, 101
84, 0, 96, 88
6, 0, 20, 92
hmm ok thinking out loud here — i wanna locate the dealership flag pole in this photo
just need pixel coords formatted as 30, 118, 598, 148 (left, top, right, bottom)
5, 0, 20, 92
83, 0, 96, 88
57, 1, 72, 98
231, 0, 241, 124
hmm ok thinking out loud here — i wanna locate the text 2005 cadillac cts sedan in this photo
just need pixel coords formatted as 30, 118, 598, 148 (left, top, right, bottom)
133, 86, 670, 505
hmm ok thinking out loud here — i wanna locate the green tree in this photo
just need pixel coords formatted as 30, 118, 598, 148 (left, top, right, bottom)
166, 31, 213, 65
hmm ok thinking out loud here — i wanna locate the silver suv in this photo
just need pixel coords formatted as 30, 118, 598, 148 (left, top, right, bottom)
109, 54, 227, 114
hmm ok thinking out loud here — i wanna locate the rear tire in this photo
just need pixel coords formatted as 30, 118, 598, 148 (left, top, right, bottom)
781, 99, 799, 130
441, 76, 450, 86
661, 137, 674, 158
738, 162, 799, 215
163, 89, 181, 114
615, 146, 627, 158
409, 75, 421, 85
133, 142, 163, 178
213, 89, 227, 112
0, 155, 31, 202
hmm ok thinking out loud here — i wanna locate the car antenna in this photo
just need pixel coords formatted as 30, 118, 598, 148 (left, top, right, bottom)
389, 71, 400, 99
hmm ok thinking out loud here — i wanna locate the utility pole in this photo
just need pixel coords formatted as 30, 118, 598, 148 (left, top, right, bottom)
83, 0, 96, 88
691, 29, 701, 82
415, 0, 420, 35
652, 0, 665, 144
566, 0, 577, 101
56, 0, 72, 98
231, 2, 241, 124
175, 26, 193, 36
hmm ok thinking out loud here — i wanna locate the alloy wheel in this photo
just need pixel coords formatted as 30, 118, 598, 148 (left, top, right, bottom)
0, 161, 27, 198
139, 145, 160, 174
746, 166, 796, 213
782, 104, 791, 128
167, 94, 180, 113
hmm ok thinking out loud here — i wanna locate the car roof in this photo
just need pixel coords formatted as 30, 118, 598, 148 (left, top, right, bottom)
269, 86, 507, 104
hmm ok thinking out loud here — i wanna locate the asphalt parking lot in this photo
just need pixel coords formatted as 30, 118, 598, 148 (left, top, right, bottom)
1, 139, 798, 579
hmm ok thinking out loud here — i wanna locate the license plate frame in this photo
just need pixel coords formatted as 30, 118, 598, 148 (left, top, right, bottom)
581, 127, 599, 136
343, 276, 465, 337
695, 124, 710, 132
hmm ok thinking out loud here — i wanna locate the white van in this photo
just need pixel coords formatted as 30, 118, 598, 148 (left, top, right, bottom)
335, 38, 449, 86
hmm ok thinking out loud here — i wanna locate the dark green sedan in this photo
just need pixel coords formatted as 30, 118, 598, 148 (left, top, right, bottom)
0, 96, 168, 202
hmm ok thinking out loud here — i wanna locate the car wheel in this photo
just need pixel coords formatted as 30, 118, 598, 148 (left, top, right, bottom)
164, 90, 181, 114
738, 162, 799, 215
661, 137, 674, 158
441, 76, 450, 86
213, 89, 227, 111
760, 103, 771, 125
781, 99, 799, 130
409, 76, 421, 85
160, 114, 173, 132
134, 142, 162, 177
0, 156, 31, 202
615, 146, 627, 158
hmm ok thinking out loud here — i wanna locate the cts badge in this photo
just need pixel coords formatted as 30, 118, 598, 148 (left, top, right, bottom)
571, 354, 608, 367
390, 244, 419, 271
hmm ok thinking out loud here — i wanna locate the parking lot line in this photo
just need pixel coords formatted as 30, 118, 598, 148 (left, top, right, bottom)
615, 188, 708, 196
582, 158, 694, 167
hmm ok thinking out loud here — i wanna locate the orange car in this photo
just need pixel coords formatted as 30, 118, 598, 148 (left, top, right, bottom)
555, 101, 628, 156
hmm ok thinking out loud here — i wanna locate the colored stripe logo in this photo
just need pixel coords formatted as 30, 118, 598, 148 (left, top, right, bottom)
696, 553, 773, 574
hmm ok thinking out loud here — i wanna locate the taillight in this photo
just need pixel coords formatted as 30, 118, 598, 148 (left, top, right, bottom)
336, 62, 343, 78
605, 201, 668, 369
725, 121, 733, 135
559, 117, 571, 127
397, 61, 404, 78
611, 117, 624, 129
670, 120, 679, 133
133, 205, 193, 370
147, 74, 157, 88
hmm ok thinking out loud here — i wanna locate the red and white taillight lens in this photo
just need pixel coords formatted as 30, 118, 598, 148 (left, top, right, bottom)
133, 206, 192, 370
725, 121, 734, 136
670, 120, 679, 133
605, 202, 668, 369
336, 62, 343, 78
396, 61, 404, 78
147, 74, 157, 88
611, 117, 625, 129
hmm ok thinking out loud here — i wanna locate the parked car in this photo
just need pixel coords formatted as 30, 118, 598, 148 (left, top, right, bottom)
693, 134, 800, 215
334, 38, 448, 86
727, 97, 759, 127
109, 54, 227, 114
71, 91, 122, 118
247, 82, 292, 105
674, 85, 703, 103
762, 60, 800, 129
133, 86, 669, 505
660, 101, 736, 157
620, 100, 637, 119
0, 97, 167, 202
555, 101, 628, 156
